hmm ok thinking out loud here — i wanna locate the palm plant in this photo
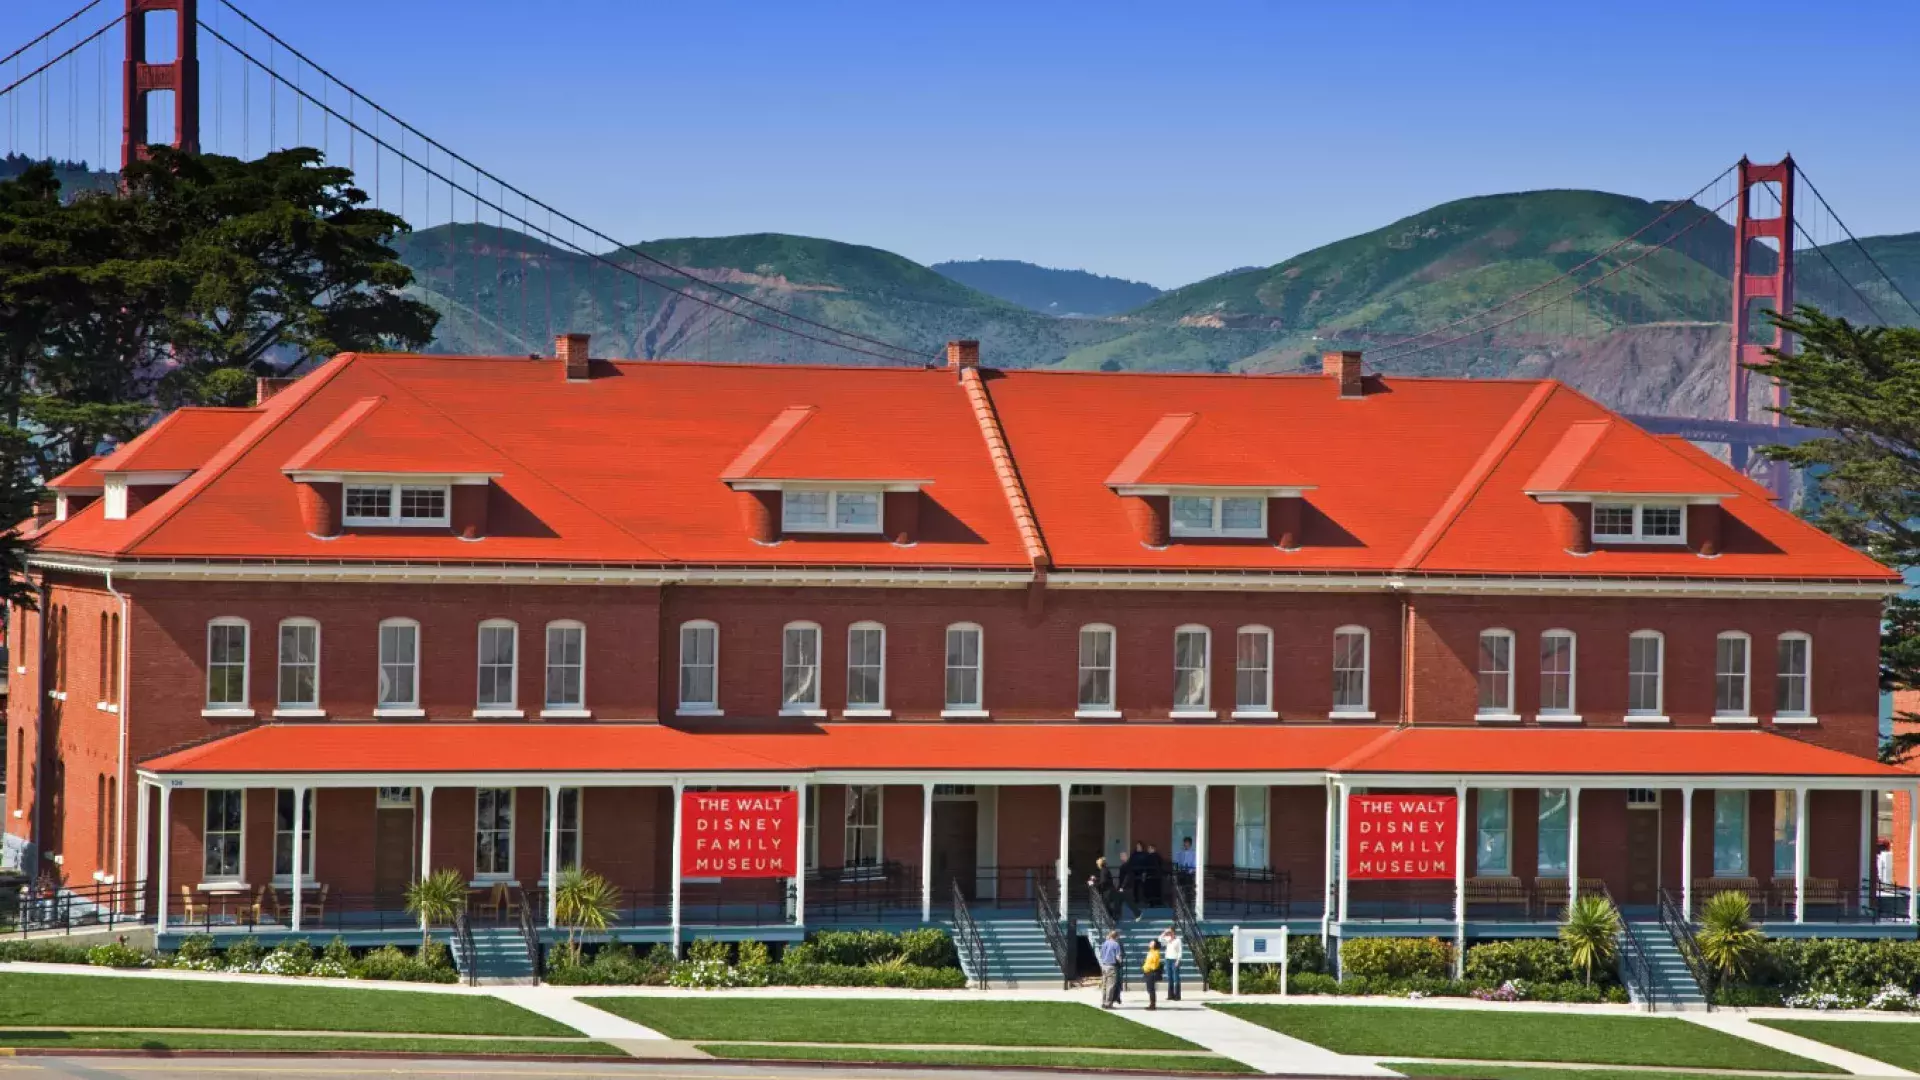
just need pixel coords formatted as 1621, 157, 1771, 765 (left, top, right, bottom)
1695, 890, 1764, 985
404, 868, 468, 949
552, 866, 619, 964
1558, 893, 1622, 985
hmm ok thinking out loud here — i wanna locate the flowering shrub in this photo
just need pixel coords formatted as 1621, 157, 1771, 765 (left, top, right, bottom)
668, 959, 742, 989
1866, 985, 1918, 1012
1471, 979, 1528, 1002
85, 939, 152, 968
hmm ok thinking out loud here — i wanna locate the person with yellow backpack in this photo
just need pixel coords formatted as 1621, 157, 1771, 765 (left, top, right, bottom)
1141, 938, 1164, 1010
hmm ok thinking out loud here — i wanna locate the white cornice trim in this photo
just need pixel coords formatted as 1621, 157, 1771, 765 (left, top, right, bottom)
1045, 570, 1898, 599
1529, 492, 1729, 504
725, 479, 932, 493
284, 471, 499, 485
1109, 484, 1316, 498
105, 470, 193, 486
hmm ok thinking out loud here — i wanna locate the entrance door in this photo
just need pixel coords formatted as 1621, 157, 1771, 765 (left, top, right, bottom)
1625, 806, 1661, 905
1067, 801, 1106, 889
372, 806, 417, 900
930, 801, 979, 899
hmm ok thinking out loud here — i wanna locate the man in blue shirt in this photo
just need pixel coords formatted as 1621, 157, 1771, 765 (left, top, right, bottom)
1098, 930, 1124, 1008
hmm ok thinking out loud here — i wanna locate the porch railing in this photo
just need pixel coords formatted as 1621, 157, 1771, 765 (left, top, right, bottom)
1203, 865, 1291, 917
964, 866, 1057, 911
950, 879, 988, 990
1344, 880, 1582, 923
515, 892, 540, 984
1169, 870, 1211, 983
806, 862, 920, 922
1658, 888, 1714, 1011
3, 878, 146, 935
164, 891, 421, 935
1033, 879, 1076, 989
451, 910, 477, 987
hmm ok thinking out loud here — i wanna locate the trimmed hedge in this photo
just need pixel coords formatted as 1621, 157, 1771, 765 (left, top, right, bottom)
544, 927, 965, 988
1340, 937, 1454, 981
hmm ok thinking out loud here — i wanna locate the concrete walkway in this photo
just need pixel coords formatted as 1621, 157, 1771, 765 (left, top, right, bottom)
486, 987, 716, 1059
1680, 1013, 1915, 1078
1109, 1000, 1395, 1076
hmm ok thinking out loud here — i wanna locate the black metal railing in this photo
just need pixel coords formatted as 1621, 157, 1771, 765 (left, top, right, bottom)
1343, 879, 1587, 923
1617, 922, 1654, 1012
1169, 870, 1212, 983
1755, 880, 1913, 924
163, 890, 420, 934
807, 862, 920, 922
2, 878, 146, 935
1033, 879, 1076, 989
1658, 888, 1714, 1011
950, 879, 988, 990
1202, 865, 1291, 917
452, 910, 477, 987
967, 865, 1056, 911
516, 889, 540, 985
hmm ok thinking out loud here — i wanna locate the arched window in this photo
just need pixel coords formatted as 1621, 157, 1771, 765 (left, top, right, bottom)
1076, 624, 1117, 715
205, 617, 250, 712
943, 623, 984, 714
476, 619, 519, 713
1234, 625, 1274, 716
1627, 630, 1664, 718
1331, 625, 1370, 716
544, 620, 587, 713
1714, 631, 1752, 719
1539, 630, 1576, 717
1476, 629, 1516, 717
678, 620, 719, 713
1775, 632, 1812, 719
377, 618, 421, 712
781, 621, 823, 713
846, 621, 886, 712
276, 618, 321, 711
1172, 624, 1211, 714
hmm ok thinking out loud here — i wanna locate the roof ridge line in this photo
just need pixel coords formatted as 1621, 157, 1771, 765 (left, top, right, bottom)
1397, 381, 1559, 571
720, 405, 817, 481
959, 368, 1050, 571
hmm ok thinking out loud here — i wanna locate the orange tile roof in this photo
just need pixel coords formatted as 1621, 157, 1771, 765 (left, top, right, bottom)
46, 455, 109, 492
1524, 419, 1736, 497
1338, 727, 1904, 779
98, 408, 260, 474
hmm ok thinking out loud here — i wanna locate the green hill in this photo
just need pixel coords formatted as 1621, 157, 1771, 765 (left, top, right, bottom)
931, 259, 1163, 317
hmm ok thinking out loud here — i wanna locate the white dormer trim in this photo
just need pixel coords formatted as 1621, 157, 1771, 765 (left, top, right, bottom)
285, 470, 498, 486
1529, 491, 1725, 505
1109, 484, 1315, 498
725, 479, 930, 493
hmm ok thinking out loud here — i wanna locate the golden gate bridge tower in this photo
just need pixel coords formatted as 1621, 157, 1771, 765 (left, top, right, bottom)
1727, 157, 1794, 487
121, 0, 198, 166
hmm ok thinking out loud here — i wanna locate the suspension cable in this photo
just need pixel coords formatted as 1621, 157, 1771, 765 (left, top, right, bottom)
0, 10, 124, 103
1793, 164, 1920, 322
0, 0, 103, 71
1791, 220, 1890, 325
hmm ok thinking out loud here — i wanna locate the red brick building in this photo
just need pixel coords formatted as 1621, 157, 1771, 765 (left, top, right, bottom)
7, 340, 1916, 945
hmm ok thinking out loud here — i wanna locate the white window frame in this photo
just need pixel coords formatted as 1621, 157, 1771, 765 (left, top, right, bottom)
1774, 632, 1813, 721
1626, 630, 1666, 721
543, 620, 587, 716
1537, 788, 1571, 878
1538, 629, 1577, 720
780, 487, 883, 534
677, 620, 720, 715
342, 482, 452, 528
1331, 625, 1371, 718
943, 623, 984, 716
203, 788, 245, 881
1232, 786, 1268, 870
1712, 789, 1747, 877
1076, 623, 1118, 717
542, 787, 583, 882
1476, 628, 1518, 720
1773, 789, 1796, 876
474, 787, 515, 881
1714, 631, 1754, 721
845, 621, 887, 715
205, 617, 251, 715
1476, 788, 1512, 876
1168, 492, 1267, 539
272, 788, 316, 885
1171, 624, 1212, 717
781, 621, 824, 716
475, 619, 521, 716
275, 618, 321, 715
1590, 500, 1687, 544
1233, 625, 1275, 718
376, 617, 422, 716
844, 783, 883, 868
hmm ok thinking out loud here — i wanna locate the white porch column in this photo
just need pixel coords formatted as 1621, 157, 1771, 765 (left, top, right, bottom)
419, 785, 435, 932
793, 782, 808, 928
1567, 786, 1581, 914
1680, 786, 1694, 917
156, 784, 172, 933
546, 785, 561, 929
1336, 782, 1351, 923
1908, 784, 1918, 924
1793, 786, 1809, 924
291, 786, 307, 933
134, 781, 150, 919
670, 780, 685, 954
1195, 783, 1210, 921
1453, 781, 1467, 979
1320, 780, 1336, 941
1055, 783, 1070, 916
1860, 789, 1874, 889
921, 782, 935, 923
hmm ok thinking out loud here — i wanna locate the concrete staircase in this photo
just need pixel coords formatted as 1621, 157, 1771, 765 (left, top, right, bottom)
960, 915, 1075, 988
458, 926, 540, 985
1624, 921, 1708, 1010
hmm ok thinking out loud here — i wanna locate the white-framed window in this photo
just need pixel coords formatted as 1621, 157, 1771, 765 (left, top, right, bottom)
782, 622, 822, 712
844, 784, 882, 867
1476, 789, 1511, 875
342, 483, 451, 527
803, 785, 821, 871
1477, 629, 1515, 715
1538, 788, 1571, 877
203, 788, 244, 880
944, 623, 983, 711
1332, 625, 1369, 713
1590, 501, 1686, 544
1715, 632, 1751, 717
206, 618, 250, 709
544, 621, 586, 710
1077, 624, 1116, 711
477, 620, 519, 710
276, 619, 320, 710
1169, 494, 1266, 538
1172, 786, 1199, 864
1775, 633, 1811, 718
1232, 786, 1267, 870
678, 620, 719, 712
475, 787, 514, 879
781, 488, 882, 534
542, 787, 582, 878
376, 787, 416, 809
377, 618, 420, 709
1773, 790, 1796, 876
847, 622, 886, 710
1173, 625, 1211, 712
1712, 789, 1747, 876
273, 788, 315, 881
1627, 630, 1664, 716
1539, 630, 1576, 715
1235, 626, 1273, 713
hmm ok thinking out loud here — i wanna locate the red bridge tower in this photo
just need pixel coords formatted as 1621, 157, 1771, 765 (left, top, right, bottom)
1727, 156, 1794, 484
121, 0, 199, 168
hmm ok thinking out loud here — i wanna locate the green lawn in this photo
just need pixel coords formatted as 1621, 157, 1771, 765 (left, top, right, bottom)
0, 1030, 622, 1055
590, 999, 1199, 1050
1213, 1004, 1838, 1072
1386, 1064, 1831, 1080
1756, 1019, 1920, 1071
0, 973, 575, 1037
699, 1043, 1252, 1073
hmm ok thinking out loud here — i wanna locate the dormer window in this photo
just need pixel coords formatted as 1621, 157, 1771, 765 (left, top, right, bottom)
781, 488, 881, 534
343, 483, 451, 527
1592, 501, 1685, 544
1169, 494, 1265, 538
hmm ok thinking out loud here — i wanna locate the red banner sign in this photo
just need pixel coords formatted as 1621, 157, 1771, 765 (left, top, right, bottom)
681, 791, 798, 878
1347, 794, 1458, 880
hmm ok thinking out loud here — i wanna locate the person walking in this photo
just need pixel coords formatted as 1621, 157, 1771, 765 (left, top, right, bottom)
1098, 929, 1124, 1008
1122, 842, 1149, 920
1145, 844, 1166, 907
1141, 938, 1164, 1010
1875, 839, 1894, 889
1159, 926, 1184, 1001
1089, 856, 1121, 923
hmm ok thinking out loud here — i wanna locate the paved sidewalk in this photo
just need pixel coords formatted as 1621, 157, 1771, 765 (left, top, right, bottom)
488, 987, 715, 1059
1680, 1013, 1915, 1078
1109, 1000, 1395, 1076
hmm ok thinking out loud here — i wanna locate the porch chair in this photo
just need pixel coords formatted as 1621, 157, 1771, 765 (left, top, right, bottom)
245, 885, 282, 926
299, 883, 328, 926
473, 882, 506, 921
177, 885, 202, 926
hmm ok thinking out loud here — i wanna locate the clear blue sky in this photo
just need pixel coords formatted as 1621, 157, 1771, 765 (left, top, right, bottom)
4, 0, 1917, 287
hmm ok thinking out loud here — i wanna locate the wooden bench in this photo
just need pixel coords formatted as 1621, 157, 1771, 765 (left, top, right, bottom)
1693, 877, 1766, 916
1465, 876, 1528, 911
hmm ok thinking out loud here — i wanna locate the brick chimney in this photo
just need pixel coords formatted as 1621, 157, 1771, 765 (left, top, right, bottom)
255, 376, 298, 406
557, 333, 591, 381
946, 340, 981, 370
1325, 351, 1365, 398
